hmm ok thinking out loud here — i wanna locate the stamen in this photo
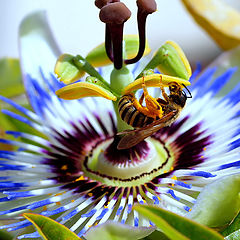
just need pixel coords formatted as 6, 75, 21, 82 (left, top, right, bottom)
125, 0, 157, 64
99, 2, 131, 69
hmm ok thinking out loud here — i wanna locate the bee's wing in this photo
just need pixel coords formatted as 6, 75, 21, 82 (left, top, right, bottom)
117, 111, 176, 150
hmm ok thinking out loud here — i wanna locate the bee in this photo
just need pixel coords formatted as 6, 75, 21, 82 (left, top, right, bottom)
117, 77, 191, 150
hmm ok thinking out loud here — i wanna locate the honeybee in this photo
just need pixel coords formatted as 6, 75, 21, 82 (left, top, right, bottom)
117, 78, 191, 150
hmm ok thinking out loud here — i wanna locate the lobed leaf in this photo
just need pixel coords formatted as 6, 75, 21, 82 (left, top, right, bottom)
23, 213, 82, 240
85, 221, 155, 240
134, 205, 224, 240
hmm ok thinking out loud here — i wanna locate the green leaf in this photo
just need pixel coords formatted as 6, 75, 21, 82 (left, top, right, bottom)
134, 205, 224, 240
143, 230, 170, 240
23, 213, 82, 240
0, 58, 24, 98
85, 221, 155, 240
187, 174, 240, 228
0, 230, 13, 240
222, 212, 240, 237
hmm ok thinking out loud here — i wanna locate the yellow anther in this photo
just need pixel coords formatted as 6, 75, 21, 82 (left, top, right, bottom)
123, 74, 190, 94
56, 82, 117, 101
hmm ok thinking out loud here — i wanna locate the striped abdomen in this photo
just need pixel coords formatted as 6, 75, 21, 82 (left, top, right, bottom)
118, 94, 155, 128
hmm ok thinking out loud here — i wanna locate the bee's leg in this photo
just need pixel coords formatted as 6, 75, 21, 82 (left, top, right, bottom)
139, 91, 145, 105
141, 76, 163, 117
160, 85, 169, 103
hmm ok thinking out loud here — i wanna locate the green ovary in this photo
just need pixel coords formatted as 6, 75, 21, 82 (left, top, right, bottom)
83, 138, 175, 187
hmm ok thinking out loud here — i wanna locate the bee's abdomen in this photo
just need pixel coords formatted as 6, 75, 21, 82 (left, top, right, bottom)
118, 94, 154, 128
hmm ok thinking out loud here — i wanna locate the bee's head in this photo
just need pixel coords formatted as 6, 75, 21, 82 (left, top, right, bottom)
169, 84, 187, 108
169, 92, 187, 108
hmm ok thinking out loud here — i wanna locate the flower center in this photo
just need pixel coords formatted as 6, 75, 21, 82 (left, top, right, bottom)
83, 137, 175, 187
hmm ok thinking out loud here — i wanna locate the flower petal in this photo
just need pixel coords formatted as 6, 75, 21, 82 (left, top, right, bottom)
19, 11, 61, 86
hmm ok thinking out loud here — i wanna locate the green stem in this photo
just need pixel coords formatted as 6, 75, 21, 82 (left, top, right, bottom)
73, 55, 110, 87
110, 66, 134, 132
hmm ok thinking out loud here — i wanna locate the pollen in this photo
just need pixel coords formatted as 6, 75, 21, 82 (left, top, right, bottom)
43, 206, 47, 211
203, 147, 207, 151
71, 199, 75, 203
171, 175, 177, 180
55, 191, 66, 196
56, 201, 61, 206
61, 165, 68, 170
74, 175, 85, 182
88, 192, 93, 197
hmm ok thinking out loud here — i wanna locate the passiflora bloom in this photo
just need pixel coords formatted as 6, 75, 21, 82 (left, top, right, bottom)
0, 4, 240, 240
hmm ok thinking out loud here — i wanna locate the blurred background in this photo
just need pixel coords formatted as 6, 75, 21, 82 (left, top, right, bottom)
0, 1, 240, 239
2, 0, 239, 68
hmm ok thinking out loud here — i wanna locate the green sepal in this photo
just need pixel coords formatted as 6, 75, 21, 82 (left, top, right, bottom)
0, 58, 24, 98
23, 213, 82, 240
187, 174, 240, 228
133, 205, 224, 240
86, 35, 151, 68
138, 41, 191, 80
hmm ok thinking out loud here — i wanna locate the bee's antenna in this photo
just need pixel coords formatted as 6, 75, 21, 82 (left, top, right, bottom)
182, 84, 192, 98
